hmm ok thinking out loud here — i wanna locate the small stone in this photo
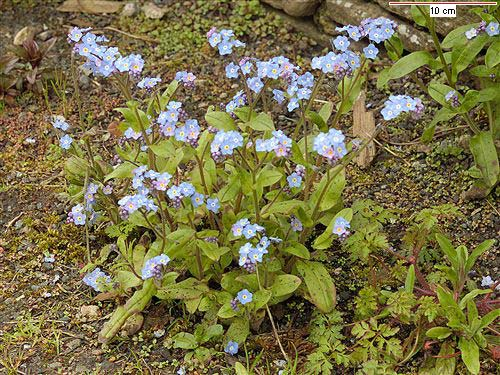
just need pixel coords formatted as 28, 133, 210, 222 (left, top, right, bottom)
66, 338, 82, 352
47, 362, 62, 370
37, 30, 53, 41
121, 2, 139, 17
142, 2, 166, 19
80, 305, 100, 320
14, 26, 36, 46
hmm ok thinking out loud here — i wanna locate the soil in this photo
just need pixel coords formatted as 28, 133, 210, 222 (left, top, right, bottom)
0, 1, 498, 374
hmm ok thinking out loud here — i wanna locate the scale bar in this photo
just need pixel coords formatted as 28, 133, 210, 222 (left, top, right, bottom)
389, 2, 497, 4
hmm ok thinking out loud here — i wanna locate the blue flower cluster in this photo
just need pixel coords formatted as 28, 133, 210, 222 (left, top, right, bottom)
224, 90, 247, 114
141, 254, 171, 280
137, 77, 161, 90
83, 267, 112, 292
232, 218, 265, 239
312, 129, 347, 162
175, 71, 196, 88
166, 181, 220, 212
207, 27, 245, 55
255, 130, 292, 157
67, 182, 100, 226
333, 217, 350, 239
68, 28, 144, 77
311, 50, 360, 79
51, 115, 73, 150
381, 95, 424, 120
210, 130, 244, 161
465, 21, 498, 39
157, 101, 201, 147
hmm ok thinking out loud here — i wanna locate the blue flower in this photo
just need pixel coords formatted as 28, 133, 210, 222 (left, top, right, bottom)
236, 289, 253, 304
174, 126, 188, 142
225, 62, 239, 79
232, 218, 250, 236
238, 242, 253, 266
363, 44, 379, 60
138, 77, 161, 89
207, 198, 220, 213
60, 134, 73, 150
291, 216, 303, 232
83, 268, 112, 292
313, 129, 347, 161
333, 36, 350, 51
52, 115, 70, 131
208, 32, 222, 47
167, 185, 181, 200
179, 182, 195, 197
486, 22, 499, 36
272, 89, 285, 104
211, 130, 243, 158
191, 192, 205, 208
141, 254, 171, 280
333, 217, 350, 236
381, 95, 423, 120
218, 40, 233, 55
465, 27, 478, 40
243, 224, 259, 239
287, 173, 302, 188
224, 340, 239, 355
247, 77, 264, 93
153, 172, 172, 191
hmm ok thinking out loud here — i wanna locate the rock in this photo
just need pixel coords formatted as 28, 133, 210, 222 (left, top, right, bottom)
14, 26, 36, 46
57, 0, 122, 14
262, 0, 320, 17
121, 2, 139, 17
80, 305, 100, 320
37, 30, 53, 41
142, 2, 167, 19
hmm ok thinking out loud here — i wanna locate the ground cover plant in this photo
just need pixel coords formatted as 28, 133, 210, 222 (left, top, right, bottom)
0, 1, 498, 374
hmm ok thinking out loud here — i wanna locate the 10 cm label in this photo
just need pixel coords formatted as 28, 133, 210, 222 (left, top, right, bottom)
430, 4, 457, 17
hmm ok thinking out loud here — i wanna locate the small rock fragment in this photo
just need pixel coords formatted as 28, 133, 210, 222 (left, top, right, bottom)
121, 313, 144, 336
80, 305, 100, 320
121, 2, 139, 17
142, 2, 166, 19
14, 26, 36, 46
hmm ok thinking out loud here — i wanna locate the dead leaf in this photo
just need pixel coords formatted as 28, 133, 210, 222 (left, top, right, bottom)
58, 0, 122, 14
121, 313, 144, 336
353, 91, 376, 168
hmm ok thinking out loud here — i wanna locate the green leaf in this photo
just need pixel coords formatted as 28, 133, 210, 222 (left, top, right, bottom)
421, 108, 457, 143
465, 239, 495, 272
246, 112, 275, 131
234, 363, 249, 375
378, 51, 435, 87
435, 233, 458, 270
319, 170, 346, 212
252, 289, 272, 310
261, 199, 303, 218
405, 265, 415, 294
226, 316, 250, 344
149, 140, 175, 158
470, 65, 495, 78
257, 166, 283, 187
104, 161, 136, 181
283, 242, 311, 259
172, 332, 198, 349
410, 5, 428, 27
319, 101, 334, 124
269, 274, 302, 299
469, 131, 499, 188
485, 39, 500, 68
435, 343, 456, 375
306, 110, 327, 132
480, 308, 500, 328
442, 24, 478, 49
458, 337, 480, 375
205, 109, 236, 131
217, 302, 238, 319
428, 83, 455, 107
296, 260, 336, 313
426, 326, 452, 339
196, 240, 229, 261
453, 35, 488, 82
156, 278, 208, 300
